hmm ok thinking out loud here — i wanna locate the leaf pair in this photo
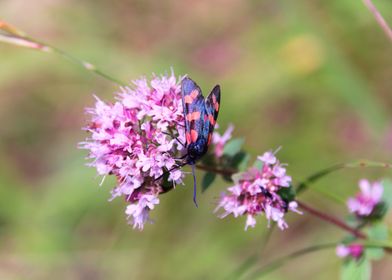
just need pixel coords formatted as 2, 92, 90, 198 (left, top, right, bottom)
201, 137, 248, 192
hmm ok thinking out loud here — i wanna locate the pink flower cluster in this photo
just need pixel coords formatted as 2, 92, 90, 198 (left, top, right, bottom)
215, 149, 300, 230
336, 244, 364, 260
347, 179, 383, 217
80, 72, 186, 230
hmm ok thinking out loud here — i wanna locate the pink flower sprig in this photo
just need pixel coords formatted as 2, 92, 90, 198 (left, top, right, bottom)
212, 124, 234, 158
215, 149, 301, 230
336, 243, 364, 260
347, 179, 384, 217
80, 71, 186, 230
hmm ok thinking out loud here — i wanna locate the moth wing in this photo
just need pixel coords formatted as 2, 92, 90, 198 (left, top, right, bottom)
181, 77, 206, 145
203, 85, 221, 144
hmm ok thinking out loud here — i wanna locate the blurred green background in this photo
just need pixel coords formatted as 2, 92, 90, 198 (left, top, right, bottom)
1, 0, 392, 279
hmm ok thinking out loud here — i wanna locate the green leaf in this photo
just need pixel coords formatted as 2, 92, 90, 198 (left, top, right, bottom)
201, 153, 215, 166
202, 172, 216, 193
381, 179, 392, 208
341, 234, 357, 245
368, 201, 388, 221
365, 223, 388, 260
228, 151, 249, 170
231, 172, 243, 184
223, 138, 244, 156
237, 152, 250, 171
161, 172, 174, 191
341, 258, 371, 280
344, 215, 359, 228
253, 159, 264, 170
277, 185, 296, 202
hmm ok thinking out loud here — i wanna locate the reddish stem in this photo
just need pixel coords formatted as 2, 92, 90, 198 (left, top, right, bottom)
297, 200, 367, 239
195, 164, 237, 176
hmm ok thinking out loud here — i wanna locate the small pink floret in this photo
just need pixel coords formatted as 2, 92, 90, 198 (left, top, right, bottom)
336, 244, 364, 260
212, 124, 235, 158
347, 179, 383, 217
215, 149, 299, 230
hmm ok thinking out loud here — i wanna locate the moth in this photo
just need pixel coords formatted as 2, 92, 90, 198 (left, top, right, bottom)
180, 77, 221, 206
156, 77, 221, 207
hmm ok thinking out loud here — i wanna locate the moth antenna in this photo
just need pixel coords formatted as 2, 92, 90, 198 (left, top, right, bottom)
191, 164, 198, 208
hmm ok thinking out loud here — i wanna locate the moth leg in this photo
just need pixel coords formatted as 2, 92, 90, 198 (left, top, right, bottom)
162, 131, 186, 148
174, 154, 188, 161
175, 137, 186, 148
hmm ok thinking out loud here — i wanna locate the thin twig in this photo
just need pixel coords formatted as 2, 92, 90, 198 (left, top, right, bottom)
363, 0, 392, 42
245, 242, 338, 279
296, 163, 344, 194
0, 20, 126, 85
297, 200, 367, 239
296, 160, 392, 195
195, 164, 237, 177
224, 225, 276, 280
246, 241, 392, 279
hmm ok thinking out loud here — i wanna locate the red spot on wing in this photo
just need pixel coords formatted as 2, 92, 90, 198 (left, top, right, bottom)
190, 130, 198, 142
186, 132, 191, 144
186, 111, 201, 121
214, 102, 219, 111
208, 114, 215, 125
184, 90, 200, 104
184, 95, 193, 104
190, 90, 199, 99
193, 111, 201, 120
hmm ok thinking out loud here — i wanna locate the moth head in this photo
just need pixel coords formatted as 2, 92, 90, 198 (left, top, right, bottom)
187, 138, 208, 163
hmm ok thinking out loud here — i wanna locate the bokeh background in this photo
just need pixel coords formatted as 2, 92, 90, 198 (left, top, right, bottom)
1, 0, 392, 279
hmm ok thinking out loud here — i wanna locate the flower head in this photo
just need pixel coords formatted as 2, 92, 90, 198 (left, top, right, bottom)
347, 179, 383, 217
336, 244, 364, 260
80, 71, 186, 230
212, 124, 234, 158
215, 149, 300, 230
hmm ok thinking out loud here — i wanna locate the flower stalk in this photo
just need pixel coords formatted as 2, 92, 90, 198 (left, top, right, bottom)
297, 200, 367, 239
363, 0, 392, 42
0, 20, 126, 85
195, 164, 237, 177
296, 160, 392, 194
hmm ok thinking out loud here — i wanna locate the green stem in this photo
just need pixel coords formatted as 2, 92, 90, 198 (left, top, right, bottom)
224, 225, 276, 280
26, 37, 126, 86
296, 160, 392, 195
0, 21, 126, 86
295, 163, 343, 194
245, 242, 338, 279
39, 42, 126, 86
245, 242, 392, 279
311, 186, 346, 204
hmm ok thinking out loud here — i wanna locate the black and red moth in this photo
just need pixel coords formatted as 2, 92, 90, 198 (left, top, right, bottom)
181, 77, 221, 206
